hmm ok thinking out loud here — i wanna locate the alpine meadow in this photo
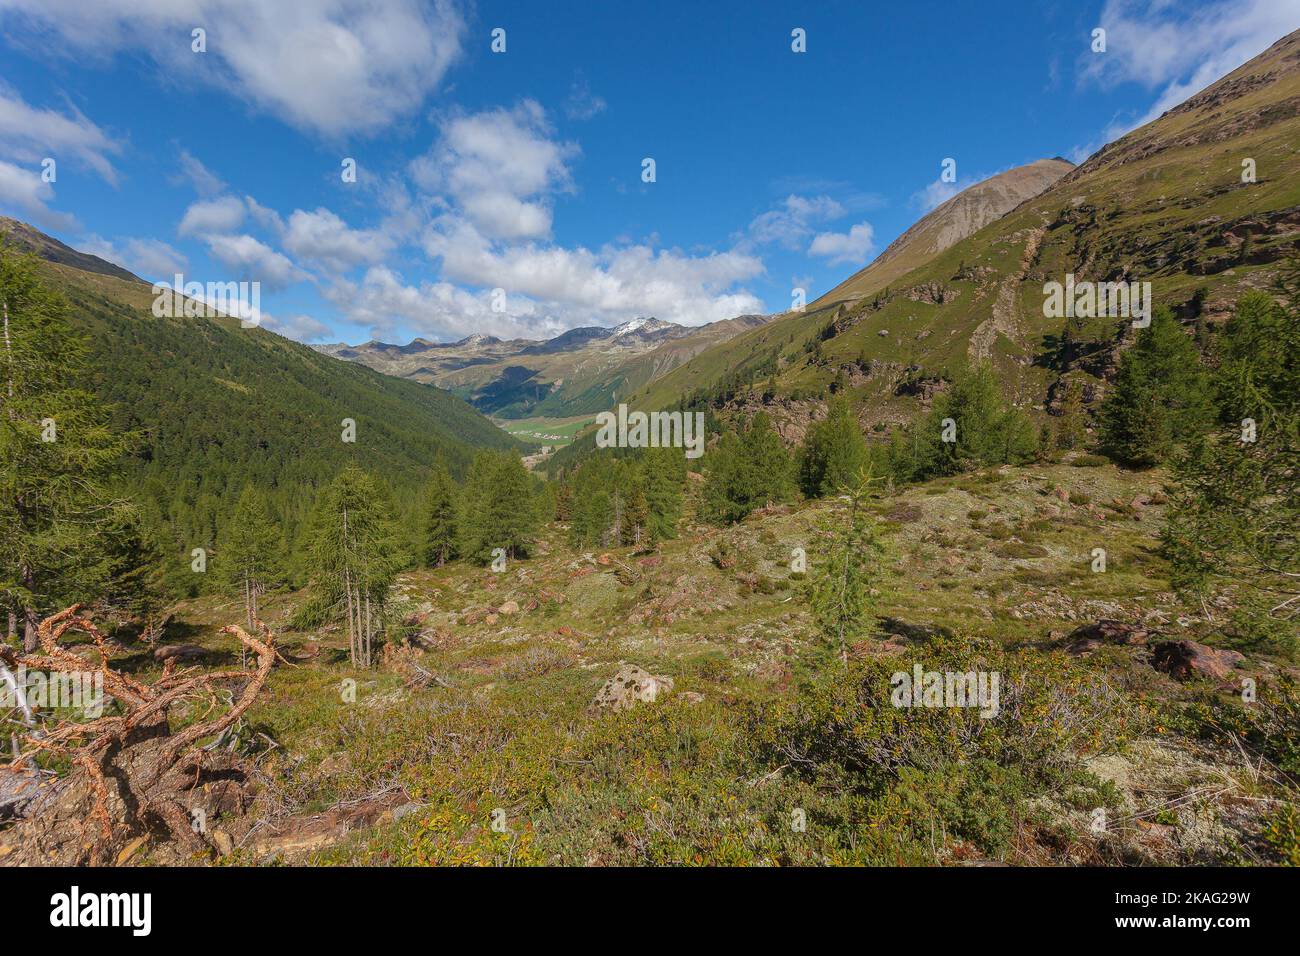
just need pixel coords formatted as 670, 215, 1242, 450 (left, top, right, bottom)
0, 0, 1298, 925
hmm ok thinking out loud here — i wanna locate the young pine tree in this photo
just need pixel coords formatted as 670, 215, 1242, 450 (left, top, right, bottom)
1098, 308, 1212, 467
809, 473, 887, 663
218, 484, 285, 662
421, 461, 458, 567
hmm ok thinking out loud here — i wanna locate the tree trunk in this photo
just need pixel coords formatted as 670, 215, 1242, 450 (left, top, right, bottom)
7, 610, 14, 642
23, 607, 38, 654
364, 594, 372, 668
344, 569, 356, 667
2, 294, 13, 407
242, 576, 252, 669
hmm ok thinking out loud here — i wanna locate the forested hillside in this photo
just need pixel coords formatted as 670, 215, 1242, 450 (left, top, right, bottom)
0, 222, 521, 581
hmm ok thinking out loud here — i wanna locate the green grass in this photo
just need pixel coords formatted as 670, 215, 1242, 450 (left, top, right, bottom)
119, 459, 1296, 866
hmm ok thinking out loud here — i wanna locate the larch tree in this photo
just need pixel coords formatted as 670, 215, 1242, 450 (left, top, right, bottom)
217, 484, 285, 665
304, 466, 400, 667
799, 397, 869, 498
421, 460, 458, 567
809, 471, 888, 664
1163, 271, 1300, 655
1098, 308, 1212, 467
0, 245, 135, 650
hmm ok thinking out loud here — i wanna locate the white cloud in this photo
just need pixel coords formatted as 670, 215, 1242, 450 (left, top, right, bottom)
912, 178, 963, 213
1079, 0, 1300, 143
413, 216, 765, 334
260, 311, 334, 342
0, 0, 467, 137
175, 149, 225, 196
0, 84, 122, 184
203, 233, 306, 289
178, 196, 248, 237
324, 265, 549, 341
808, 222, 875, 266
745, 194, 846, 250
565, 76, 606, 120
244, 196, 285, 236
0, 159, 76, 230
282, 207, 394, 272
412, 101, 577, 240
78, 234, 187, 280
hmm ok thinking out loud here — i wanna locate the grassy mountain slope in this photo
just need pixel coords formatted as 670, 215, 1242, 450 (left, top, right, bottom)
812, 157, 1074, 309
629, 159, 1072, 416
1, 217, 522, 548
790, 27, 1300, 419
630, 29, 1300, 435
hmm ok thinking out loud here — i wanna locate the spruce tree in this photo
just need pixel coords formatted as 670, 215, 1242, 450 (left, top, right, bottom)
1099, 308, 1212, 466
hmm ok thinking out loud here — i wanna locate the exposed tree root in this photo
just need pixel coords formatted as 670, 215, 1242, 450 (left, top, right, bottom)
0, 606, 274, 865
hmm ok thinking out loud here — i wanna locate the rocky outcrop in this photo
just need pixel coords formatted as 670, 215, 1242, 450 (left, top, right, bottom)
1061, 620, 1152, 655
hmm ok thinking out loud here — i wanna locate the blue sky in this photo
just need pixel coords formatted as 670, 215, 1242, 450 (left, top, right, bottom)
1, 0, 1297, 344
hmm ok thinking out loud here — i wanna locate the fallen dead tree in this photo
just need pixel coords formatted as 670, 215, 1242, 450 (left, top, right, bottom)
0, 605, 274, 865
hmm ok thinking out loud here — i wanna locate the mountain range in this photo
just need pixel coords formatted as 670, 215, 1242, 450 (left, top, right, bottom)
316, 313, 773, 419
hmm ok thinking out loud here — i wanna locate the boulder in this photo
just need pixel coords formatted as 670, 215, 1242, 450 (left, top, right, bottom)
1062, 620, 1151, 655
497, 600, 519, 615
1150, 640, 1246, 681
590, 664, 674, 713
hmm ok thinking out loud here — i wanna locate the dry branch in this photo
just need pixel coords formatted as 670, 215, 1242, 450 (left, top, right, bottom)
0, 606, 275, 865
